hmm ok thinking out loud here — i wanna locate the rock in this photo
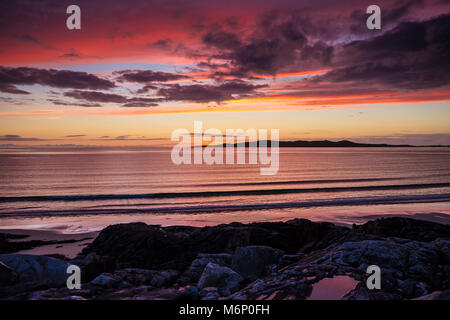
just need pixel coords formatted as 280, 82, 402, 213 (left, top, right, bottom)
342, 284, 403, 300
114, 268, 156, 286
280, 254, 307, 268
232, 246, 284, 280
228, 277, 313, 300
198, 263, 243, 296
96, 286, 180, 300
26, 287, 90, 300
150, 270, 179, 288
90, 273, 121, 288
4, 217, 449, 300
315, 240, 441, 283
199, 287, 220, 300
81, 219, 352, 271
414, 290, 450, 300
70, 252, 116, 282
177, 285, 199, 300
353, 217, 450, 242
82, 223, 195, 271
0, 261, 17, 286
0, 254, 70, 290
180, 253, 232, 285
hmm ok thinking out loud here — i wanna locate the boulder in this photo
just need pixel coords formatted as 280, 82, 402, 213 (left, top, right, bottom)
353, 217, 450, 242
231, 246, 284, 280
0, 254, 70, 287
90, 273, 121, 288
177, 285, 199, 300
0, 261, 17, 286
180, 253, 232, 284
198, 263, 243, 296
150, 270, 179, 288
113, 268, 156, 286
81, 223, 194, 271
199, 287, 220, 300
70, 252, 116, 282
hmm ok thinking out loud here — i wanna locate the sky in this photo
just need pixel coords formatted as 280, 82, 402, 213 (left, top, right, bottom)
0, 0, 449, 146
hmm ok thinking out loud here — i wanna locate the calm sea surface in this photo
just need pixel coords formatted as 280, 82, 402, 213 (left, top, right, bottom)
0, 146, 449, 232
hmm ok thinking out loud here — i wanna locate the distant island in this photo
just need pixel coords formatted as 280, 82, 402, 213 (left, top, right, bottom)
213, 139, 449, 148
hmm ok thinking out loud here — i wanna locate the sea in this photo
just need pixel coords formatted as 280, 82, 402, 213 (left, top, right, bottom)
0, 146, 449, 233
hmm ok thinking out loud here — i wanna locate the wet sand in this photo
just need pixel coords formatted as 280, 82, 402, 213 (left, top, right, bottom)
1, 229, 98, 259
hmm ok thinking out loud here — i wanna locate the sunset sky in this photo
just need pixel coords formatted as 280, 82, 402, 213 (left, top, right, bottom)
0, 0, 449, 146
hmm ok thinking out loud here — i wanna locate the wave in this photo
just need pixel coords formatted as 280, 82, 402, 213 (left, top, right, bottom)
196, 174, 450, 187
0, 182, 449, 203
0, 193, 449, 217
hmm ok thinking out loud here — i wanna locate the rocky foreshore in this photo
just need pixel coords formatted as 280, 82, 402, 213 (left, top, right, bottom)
1, 217, 449, 300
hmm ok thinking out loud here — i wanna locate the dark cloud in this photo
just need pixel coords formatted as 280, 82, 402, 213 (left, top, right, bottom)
64, 91, 127, 103
93, 135, 167, 141
0, 66, 115, 94
63, 90, 161, 107
350, 0, 424, 34
115, 70, 189, 83
0, 134, 44, 141
151, 39, 173, 49
313, 14, 450, 90
199, 12, 333, 77
0, 84, 30, 94
136, 84, 158, 94
122, 102, 159, 107
14, 34, 57, 50
122, 97, 161, 107
48, 99, 101, 107
202, 29, 242, 49
157, 80, 266, 103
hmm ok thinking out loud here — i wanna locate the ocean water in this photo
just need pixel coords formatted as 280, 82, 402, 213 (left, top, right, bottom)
0, 146, 449, 232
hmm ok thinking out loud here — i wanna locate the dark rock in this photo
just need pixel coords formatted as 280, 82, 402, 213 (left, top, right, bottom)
198, 263, 243, 296
353, 217, 450, 242
81, 223, 193, 271
27, 288, 89, 300
342, 283, 403, 300
0, 261, 17, 286
150, 270, 179, 288
70, 252, 116, 282
179, 253, 232, 285
199, 287, 220, 300
114, 268, 156, 286
232, 246, 284, 280
90, 273, 121, 288
177, 285, 199, 300
0, 254, 70, 297
414, 290, 450, 300
81, 219, 352, 271
96, 286, 180, 300
0, 254, 69, 286
279, 254, 307, 268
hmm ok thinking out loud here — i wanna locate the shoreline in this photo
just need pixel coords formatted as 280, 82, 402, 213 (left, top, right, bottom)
0, 229, 98, 259
1, 211, 450, 260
